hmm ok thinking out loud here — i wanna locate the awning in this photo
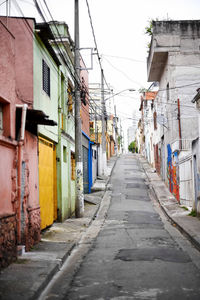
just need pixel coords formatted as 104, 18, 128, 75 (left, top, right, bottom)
26, 109, 57, 126
16, 107, 57, 137
35, 23, 61, 66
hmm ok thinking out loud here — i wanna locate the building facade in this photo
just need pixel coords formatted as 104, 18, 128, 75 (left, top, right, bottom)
147, 20, 200, 207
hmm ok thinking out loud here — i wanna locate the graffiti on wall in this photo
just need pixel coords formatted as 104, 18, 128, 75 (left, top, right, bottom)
167, 144, 180, 202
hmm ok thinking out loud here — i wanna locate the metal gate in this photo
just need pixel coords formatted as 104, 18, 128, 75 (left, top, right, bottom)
39, 137, 57, 230
83, 145, 89, 194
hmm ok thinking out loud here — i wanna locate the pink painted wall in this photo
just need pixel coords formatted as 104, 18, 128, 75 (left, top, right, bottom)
0, 144, 16, 215
0, 17, 39, 231
8, 18, 34, 106
9, 18, 39, 210
0, 20, 17, 215
24, 131, 39, 208
0, 20, 15, 139
80, 59, 90, 137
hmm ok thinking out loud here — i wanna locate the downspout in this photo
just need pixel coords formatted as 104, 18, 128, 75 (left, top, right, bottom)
16, 104, 28, 244
177, 98, 182, 150
57, 70, 62, 221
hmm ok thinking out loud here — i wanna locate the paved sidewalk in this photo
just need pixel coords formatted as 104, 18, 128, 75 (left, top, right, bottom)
0, 156, 117, 300
139, 155, 200, 252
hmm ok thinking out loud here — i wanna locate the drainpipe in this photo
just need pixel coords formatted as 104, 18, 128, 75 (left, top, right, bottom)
16, 104, 28, 243
177, 98, 182, 150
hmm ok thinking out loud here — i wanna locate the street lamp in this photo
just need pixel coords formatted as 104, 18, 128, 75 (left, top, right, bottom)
104, 88, 136, 102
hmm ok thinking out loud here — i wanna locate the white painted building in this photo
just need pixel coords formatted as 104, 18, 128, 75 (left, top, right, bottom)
147, 20, 200, 207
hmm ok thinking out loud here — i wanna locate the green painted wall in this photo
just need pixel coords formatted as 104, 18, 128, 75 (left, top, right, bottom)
33, 24, 76, 222
33, 33, 59, 143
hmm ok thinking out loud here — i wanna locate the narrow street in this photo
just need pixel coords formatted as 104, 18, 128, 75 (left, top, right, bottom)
42, 154, 200, 300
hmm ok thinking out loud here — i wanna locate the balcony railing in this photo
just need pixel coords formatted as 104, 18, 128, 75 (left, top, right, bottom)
171, 139, 192, 152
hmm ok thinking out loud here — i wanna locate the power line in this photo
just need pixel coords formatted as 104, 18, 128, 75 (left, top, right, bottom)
102, 54, 145, 63
85, 0, 110, 91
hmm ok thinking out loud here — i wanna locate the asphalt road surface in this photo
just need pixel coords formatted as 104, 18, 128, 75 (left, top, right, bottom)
41, 154, 200, 300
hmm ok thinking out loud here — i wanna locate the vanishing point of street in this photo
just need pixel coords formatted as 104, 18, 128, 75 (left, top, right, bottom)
41, 154, 200, 300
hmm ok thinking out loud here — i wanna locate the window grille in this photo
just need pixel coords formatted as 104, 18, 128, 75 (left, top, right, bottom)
42, 59, 50, 97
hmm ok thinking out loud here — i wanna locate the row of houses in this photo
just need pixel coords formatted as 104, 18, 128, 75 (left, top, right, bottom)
0, 16, 118, 268
136, 20, 200, 213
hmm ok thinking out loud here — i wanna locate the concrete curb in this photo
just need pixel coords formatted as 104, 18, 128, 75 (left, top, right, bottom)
0, 156, 118, 300
35, 157, 117, 299
139, 155, 200, 253
150, 182, 200, 253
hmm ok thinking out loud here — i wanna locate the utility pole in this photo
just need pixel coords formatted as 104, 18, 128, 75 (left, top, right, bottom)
95, 107, 97, 143
101, 69, 107, 175
114, 104, 118, 156
74, 0, 84, 217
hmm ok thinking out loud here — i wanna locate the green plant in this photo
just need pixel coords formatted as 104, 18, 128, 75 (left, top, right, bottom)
128, 140, 137, 153
189, 210, 197, 217
145, 20, 153, 36
181, 206, 189, 211
118, 135, 122, 145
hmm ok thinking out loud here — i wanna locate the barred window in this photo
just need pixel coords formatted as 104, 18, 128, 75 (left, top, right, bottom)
0, 104, 3, 134
42, 59, 50, 97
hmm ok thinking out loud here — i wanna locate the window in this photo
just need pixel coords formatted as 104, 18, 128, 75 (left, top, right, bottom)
153, 111, 157, 130
42, 59, 50, 97
0, 104, 3, 134
71, 152, 75, 180
0, 101, 10, 137
68, 83, 73, 114
63, 146, 67, 163
167, 83, 169, 102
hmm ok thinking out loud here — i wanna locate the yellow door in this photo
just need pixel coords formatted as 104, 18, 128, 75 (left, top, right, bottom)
53, 144, 57, 221
39, 137, 57, 230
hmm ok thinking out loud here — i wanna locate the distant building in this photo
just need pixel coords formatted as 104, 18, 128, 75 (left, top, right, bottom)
127, 126, 136, 148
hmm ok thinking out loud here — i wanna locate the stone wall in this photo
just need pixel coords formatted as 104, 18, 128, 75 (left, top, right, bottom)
0, 213, 17, 269
26, 207, 41, 251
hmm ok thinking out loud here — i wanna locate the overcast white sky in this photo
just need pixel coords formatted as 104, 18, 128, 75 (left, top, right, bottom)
2, 0, 200, 148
